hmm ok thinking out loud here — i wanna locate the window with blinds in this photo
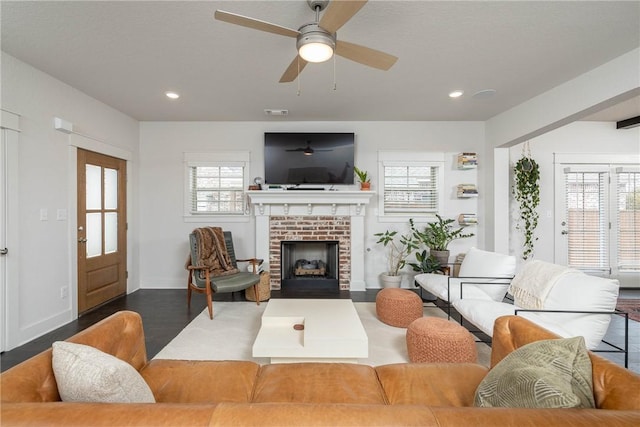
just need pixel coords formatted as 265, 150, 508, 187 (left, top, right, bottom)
188, 165, 245, 214
183, 152, 249, 218
616, 170, 640, 271
564, 171, 608, 270
382, 164, 440, 214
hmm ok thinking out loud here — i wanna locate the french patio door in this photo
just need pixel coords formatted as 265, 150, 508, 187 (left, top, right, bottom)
77, 149, 127, 313
554, 156, 639, 287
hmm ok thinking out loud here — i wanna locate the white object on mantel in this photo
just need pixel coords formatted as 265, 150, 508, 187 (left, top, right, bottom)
247, 190, 374, 291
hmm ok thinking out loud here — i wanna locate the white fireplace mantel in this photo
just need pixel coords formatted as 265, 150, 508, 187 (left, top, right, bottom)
247, 190, 374, 217
247, 190, 374, 291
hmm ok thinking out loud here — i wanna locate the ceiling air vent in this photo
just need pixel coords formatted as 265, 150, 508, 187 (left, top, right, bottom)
264, 109, 288, 116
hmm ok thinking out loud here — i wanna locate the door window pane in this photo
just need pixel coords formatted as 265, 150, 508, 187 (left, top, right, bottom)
565, 172, 608, 269
86, 212, 102, 258
617, 171, 640, 271
86, 165, 102, 210
104, 168, 118, 210
104, 213, 118, 254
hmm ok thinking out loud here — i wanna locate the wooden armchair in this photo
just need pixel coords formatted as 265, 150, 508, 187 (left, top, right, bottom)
187, 229, 261, 319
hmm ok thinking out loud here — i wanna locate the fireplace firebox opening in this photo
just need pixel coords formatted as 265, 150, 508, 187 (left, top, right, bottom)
280, 240, 340, 293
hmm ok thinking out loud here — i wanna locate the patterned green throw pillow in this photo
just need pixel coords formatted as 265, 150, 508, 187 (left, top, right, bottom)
475, 336, 595, 408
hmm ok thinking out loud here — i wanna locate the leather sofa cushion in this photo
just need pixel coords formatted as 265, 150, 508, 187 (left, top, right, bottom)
141, 360, 260, 403
1, 402, 218, 427
209, 403, 440, 426
376, 363, 488, 406
252, 363, 387, 404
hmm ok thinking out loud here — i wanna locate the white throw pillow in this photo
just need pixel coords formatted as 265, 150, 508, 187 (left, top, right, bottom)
457, 248, 516, 301
52, 341, 155, 403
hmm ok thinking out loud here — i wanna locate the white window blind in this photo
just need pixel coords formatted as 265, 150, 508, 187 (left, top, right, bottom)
383, 164, 440, 214
616, 170, 640, 271
564, 170, 608, 271
183, 152, 249, 217
188, 165, 245, 214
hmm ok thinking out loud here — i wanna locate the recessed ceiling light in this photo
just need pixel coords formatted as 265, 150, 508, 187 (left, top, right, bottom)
165, 91, 180, 99
449, 90, 464, 98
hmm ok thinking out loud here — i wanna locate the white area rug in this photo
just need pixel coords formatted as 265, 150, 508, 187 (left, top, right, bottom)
153, 301, 491, 367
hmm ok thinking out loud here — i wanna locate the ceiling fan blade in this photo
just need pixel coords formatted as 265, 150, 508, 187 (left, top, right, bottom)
279, 56, 309, 83
335, 40, 398, 70
214, 10, 299, 38
319, 0, 368, 33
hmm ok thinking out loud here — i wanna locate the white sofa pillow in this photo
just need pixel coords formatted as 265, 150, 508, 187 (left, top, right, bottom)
457, 248, 516, 301
52, 341, 155, 403
458, 247, 516, 278
540, 272, 619, 349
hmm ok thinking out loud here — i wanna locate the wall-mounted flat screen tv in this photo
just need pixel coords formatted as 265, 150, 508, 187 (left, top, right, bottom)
264, 132, 355, 185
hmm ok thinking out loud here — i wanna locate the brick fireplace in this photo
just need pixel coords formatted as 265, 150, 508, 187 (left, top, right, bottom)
247, 191, 373, 291
271, 216, 350, 290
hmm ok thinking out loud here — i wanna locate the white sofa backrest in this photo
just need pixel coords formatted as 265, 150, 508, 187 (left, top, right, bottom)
457, 248, 516, 301
540, 272, 619, 349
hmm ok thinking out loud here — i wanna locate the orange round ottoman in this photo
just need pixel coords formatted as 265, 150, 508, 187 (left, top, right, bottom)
375, 288, 423, 328
406, 317, 477, 363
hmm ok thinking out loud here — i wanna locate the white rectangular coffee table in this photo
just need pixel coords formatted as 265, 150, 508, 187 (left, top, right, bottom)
252, 299, 368, 363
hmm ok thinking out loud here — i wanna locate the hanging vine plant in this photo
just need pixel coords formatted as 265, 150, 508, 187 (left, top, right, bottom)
513, 142, 540, 260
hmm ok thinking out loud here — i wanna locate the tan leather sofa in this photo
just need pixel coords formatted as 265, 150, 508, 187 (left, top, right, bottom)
1, 311, 639, 426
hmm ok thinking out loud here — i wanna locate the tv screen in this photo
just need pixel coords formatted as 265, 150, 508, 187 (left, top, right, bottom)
264, 132, 355, 185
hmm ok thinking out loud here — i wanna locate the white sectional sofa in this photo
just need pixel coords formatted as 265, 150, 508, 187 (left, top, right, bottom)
417, 251, 625, 365
414, 247, 517, 315
453, 261, 621, 351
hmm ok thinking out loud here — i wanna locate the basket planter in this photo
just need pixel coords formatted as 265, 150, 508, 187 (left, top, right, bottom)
245, 271, 271, 302
380, 273, 403, 288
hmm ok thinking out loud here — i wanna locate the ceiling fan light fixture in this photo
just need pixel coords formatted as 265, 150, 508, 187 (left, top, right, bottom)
297, 24, 335, 63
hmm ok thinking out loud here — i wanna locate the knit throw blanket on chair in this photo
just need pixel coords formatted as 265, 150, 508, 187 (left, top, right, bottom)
193, 227, 239, 280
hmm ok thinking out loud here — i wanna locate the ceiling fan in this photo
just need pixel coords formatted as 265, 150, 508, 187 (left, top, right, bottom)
214, 0, 398, 83
286, 141, 333, 156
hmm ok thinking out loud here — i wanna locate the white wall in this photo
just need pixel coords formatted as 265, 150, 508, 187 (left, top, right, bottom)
509, 121, 640, 266
1, 53, 139, 348
485, 48, 640, 253
139, 121, 484, 290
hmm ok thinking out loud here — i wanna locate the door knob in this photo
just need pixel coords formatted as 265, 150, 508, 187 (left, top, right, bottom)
0, 248, 7, 255
561, 230, 568, 235
78, 238, 87, 243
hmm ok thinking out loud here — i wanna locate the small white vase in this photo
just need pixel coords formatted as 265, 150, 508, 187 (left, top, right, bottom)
380, 273, 403, 288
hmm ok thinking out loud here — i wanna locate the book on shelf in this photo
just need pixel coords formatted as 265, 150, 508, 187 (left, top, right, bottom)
457, 184, 478, 197
458, 213, 478, 225
457, 152, 478, 168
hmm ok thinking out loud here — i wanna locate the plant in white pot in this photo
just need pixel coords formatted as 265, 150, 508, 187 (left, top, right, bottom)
374, 229, 420, 287
410, 216, 474, 268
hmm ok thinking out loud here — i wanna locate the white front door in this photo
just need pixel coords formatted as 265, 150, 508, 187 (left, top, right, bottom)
1, 110, 20, 351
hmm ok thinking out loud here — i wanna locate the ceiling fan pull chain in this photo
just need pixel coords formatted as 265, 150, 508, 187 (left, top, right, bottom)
297, 56, 301, 96
333, 52, 337, 91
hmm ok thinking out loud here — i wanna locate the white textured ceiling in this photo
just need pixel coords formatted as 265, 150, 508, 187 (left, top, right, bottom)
2, 1, 639, 122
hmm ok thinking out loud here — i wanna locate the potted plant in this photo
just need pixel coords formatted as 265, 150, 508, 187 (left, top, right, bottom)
374, 229, 420, 287
408, 250, 441, 274
513, 144, 540, 260
353, 166, 371, 190
410, 216, 474, 267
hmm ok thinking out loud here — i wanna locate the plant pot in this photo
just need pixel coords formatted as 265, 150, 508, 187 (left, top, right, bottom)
380, 273, 402, 288
360, 182, 371, 191
430, 250, 450, 269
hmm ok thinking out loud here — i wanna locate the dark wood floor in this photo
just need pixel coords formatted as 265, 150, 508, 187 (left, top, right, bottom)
2, 287, 638, 373
0, 288, 380, 372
